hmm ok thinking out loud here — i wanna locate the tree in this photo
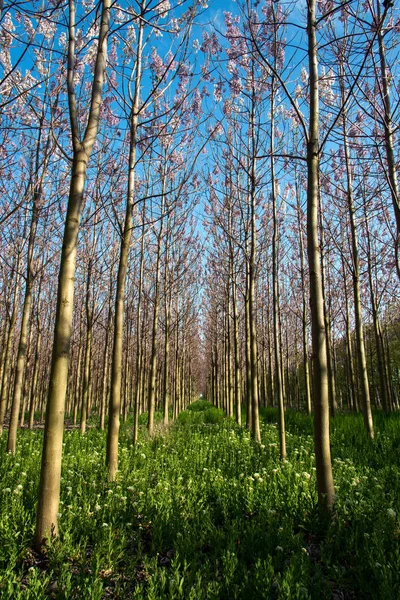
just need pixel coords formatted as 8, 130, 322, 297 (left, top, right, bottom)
35, 0, 111, 548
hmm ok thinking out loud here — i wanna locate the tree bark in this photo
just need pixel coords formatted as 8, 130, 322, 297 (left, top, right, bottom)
133, 207, 146, 443
295, 173, 312, 415
29, 303, 42, 430
341, 79, 374, 438
232, 268, 241, 424
107, 13, 143, 479
363, 200, 390, 412
376, 1, 400, 280
35, 0, 111, 548
0, 254, 21, 436
307, 0, 335, 511
148, 190, 165, 436
271, 79, 286, 458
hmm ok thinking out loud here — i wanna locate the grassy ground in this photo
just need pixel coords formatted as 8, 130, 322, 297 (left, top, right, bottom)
0, 403, 399, 599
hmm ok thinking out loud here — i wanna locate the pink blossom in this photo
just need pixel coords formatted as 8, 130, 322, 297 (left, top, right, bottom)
150, 48, 165, 81
229, 74, 242, 98
223, 94, 234, 117
38, 17, 56, 41
201, 31, 222, 56
58, 32, 67, 49
214, 81, 223, 102
210, 123, 223, 138
23, 16, 35, 40
156, 0, 171, 17
191, 89, 202, 117
201, 65, 211, 81
34, 49, 47, 76
109, 42, 118, 66
177, 62, 190, 87
82, 0, 95, 11
317, 0, 334, 18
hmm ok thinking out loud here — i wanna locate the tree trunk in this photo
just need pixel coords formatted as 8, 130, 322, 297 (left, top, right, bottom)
245, 267, 252, 431
307, 0, 335, 511
0, 255, 21, 436
29, 308, 42, 430
148, 191, 165, 436
100, 300, 112, 430
319, 205, 337, 418
226, 296, 234, 417
341, 247, 357, 412
232, 270, 241, 424
81, 253, 94, 435
163, 288, 171, 425
271, 80, 286, 458
360, 186, 389, 413
8, 182, 40, 452
295, 174, 312, 414
35, 0, 110, 548
133, 208, 145, 444
107, 16, 143, 479
376, 1, 400, 280
341, 84, 374, 438
80, 321, 92, 435
249, 246, 260, 442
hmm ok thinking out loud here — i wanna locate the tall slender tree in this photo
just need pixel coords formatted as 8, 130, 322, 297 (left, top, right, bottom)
35, 0, 111, 547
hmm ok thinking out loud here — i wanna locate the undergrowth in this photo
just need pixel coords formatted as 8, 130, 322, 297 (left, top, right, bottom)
0, 402, 399, 599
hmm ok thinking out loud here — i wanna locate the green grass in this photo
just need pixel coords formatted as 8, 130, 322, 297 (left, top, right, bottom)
0, 405, 399, 598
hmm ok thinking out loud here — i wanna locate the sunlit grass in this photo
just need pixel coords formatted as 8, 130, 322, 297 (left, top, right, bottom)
0, 403, 399, 598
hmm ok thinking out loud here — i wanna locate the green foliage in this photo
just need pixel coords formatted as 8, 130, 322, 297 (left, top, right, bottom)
178, 402, 225, 425
186, 399, 213, 412
203, 407, 225, 424
0, 408, 399, 598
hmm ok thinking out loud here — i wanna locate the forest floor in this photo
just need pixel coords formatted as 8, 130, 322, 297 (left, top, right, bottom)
0, 403, 399, 599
